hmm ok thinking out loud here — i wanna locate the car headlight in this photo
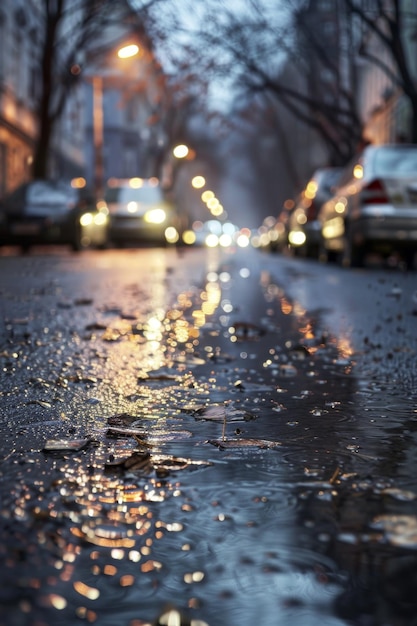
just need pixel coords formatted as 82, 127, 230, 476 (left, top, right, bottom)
165, 226, 179, 243
80, 212, 93, 227
288, 231, 306, 246
94, 212, 108, 226
144, 207, 166, 224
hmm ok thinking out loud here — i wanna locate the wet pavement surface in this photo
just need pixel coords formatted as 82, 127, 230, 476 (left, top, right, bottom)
0, 246, 416, 626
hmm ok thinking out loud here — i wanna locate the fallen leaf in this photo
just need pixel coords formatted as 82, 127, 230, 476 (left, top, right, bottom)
207, 438, 281, 450
43, 438, 91, 451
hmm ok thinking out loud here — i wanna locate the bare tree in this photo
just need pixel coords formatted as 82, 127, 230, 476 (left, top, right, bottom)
152, 0, 417, 164
32, 0, 160, 179
344, 0, 417, 142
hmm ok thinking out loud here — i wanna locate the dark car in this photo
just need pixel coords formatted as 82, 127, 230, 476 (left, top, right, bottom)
287, 167, 343, 258
0, 179, 109, 252
104, 178, 180, 246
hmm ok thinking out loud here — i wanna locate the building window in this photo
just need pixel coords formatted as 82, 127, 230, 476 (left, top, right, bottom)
123, 147, 137, 177
10, 30, 24, 99
125, 96, 139, 123
318, 0, 333, 11
29, 62, 40, 103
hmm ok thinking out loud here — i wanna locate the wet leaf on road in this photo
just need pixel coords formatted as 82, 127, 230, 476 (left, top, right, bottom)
192, 404, 257, 422
106, 425, 148, 438
85, 321, 107, 331
107, 413, 140, 427
27, 399, 52, 408
207, 438, 282, 450
105, 450, 211, 475
74, 298, 93, 306
108, 429, 194, 448
106, 450, 153, 472
43, 438, 92, 451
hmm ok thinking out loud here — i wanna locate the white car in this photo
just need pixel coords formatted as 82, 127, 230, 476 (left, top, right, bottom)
318, 144, 417, 268
105, 178, 179, 246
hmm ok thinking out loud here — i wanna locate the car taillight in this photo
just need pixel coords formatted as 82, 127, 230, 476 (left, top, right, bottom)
362, 179, 388, 204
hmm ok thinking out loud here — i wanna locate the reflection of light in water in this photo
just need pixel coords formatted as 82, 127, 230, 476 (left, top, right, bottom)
202, 282, 221, 315
73, 581, 100, 600
337, 334, 354, 359
219, 271, 231, 283
221, 299, 233, 313
206, 271, 218, 282
293, 302, 306, 317
299, 320, 315, 343
192, 309, 205, 327
280, 297, 292, 315
144, 315, 163, 341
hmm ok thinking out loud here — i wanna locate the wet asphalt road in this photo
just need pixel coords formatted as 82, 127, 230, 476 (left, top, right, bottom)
0, 245, 417, 626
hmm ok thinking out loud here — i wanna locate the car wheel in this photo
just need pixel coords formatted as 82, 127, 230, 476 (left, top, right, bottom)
318, 239, 329, 263
305, 243, 319, 259
71, 227, 83, 252
342, 229, 365, 268
403, 249, 415, 271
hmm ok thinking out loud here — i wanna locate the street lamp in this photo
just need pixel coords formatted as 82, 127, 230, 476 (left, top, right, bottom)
172, 144, 190, 159
92, 43, 140, 199
191, 175, 205, 189
117, 44, 140, 59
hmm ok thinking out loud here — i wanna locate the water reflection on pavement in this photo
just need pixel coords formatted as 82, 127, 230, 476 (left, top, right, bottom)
0, 247, 416, 626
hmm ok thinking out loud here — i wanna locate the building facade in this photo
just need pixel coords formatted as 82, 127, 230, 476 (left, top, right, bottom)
82, 35, 166, 196
356, 0, 417, 144
0, 0, 85, 198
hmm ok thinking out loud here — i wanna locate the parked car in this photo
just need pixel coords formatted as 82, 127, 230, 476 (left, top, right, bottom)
0, 179, 108, 252
318, 144, 417, 268
287, 167, 343, 258
259, 214, 289, 253
104, 178, 180, 246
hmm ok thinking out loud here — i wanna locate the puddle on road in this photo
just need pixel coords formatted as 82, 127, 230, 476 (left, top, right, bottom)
0, 254, 417, 626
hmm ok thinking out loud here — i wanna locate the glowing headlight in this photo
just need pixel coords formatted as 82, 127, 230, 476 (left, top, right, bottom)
219, 233, 232, 247
236, 234, 250, 248
165, 226, 179, 243
288, 231, 306, 246
205, 233, 219, 247
182, 230, 196, 245
94, 212, 108, 226
144, 207, 166, 224
80, 212, 93, 227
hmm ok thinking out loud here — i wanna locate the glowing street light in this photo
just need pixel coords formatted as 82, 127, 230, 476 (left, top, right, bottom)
92, 42, 141, 198
201, 190, 214, 202
191, 175, 206, 189
117, 44, 140, 59
172, 144, 190, 159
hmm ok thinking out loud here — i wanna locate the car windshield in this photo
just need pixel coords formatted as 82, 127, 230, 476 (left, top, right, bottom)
372, 148, 417, 176
27, 181, 77, 206
319, 169, 343, 188
106, 186, 163, 204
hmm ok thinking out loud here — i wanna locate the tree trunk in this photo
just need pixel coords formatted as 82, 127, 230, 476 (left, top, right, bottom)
32, 119, 52, 180
411, 97, 417, 144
